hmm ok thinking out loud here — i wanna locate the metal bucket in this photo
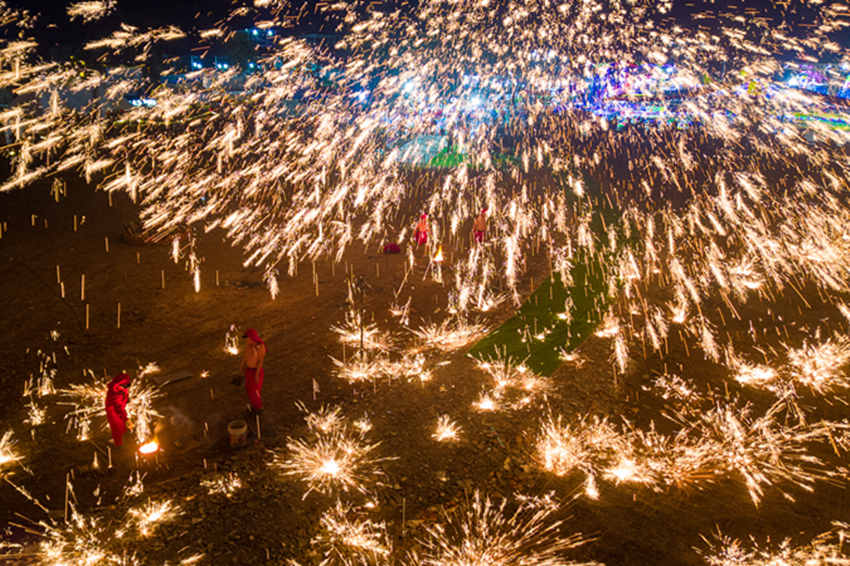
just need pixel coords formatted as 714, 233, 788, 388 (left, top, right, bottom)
227, 419, 248, 448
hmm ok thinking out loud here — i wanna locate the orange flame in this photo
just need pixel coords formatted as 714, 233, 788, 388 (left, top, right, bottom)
433, 245, 443, 263
138, 440, 159, 454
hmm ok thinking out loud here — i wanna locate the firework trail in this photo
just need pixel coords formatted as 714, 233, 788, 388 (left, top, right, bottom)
535, 400, 849, 506
313, 500, 392, 566
410, 491, 599, 566
697, 522, 850, 566
273, 405, 392, 498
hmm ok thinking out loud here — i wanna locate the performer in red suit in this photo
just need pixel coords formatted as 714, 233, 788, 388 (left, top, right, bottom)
105, 373, 131, 447
415, 213, 429, 245
241, 328, 267, 413
473, 208, 488, 243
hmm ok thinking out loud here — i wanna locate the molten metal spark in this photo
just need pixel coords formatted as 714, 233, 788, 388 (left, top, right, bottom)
786, 335, 850, 394
535, 402, 847, 506
0, 430, 21, 467
67, 1, 116, 23
698, 522, 850, 566
125, 499, 179, 538
412, 491, 598, 566
314, 500, 392, 565
274, 407, 392, 498
412, 319, 487, 352
137, 441, 158, 455
432, 415, 461, 442
201, 472, 243, 497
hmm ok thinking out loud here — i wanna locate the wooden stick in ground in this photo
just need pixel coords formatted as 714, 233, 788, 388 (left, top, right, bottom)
63, 473, 69, 522
13, 511, 39, 527
401, 497, 406, 537
4, 478, 49, 515
7, 522, 40, 536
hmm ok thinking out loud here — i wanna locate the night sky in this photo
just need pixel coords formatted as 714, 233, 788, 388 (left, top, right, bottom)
8, 0, 849, 62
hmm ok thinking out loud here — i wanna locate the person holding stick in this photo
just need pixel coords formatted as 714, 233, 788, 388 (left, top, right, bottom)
241, 328, 267, 414
105, 372, 132, 447
473, 207, 488, 243
414, 213, 429, 246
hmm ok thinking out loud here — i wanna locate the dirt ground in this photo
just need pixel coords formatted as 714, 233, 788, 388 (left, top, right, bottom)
0, 174, 848, 565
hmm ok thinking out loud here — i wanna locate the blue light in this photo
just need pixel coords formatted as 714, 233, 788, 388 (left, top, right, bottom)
251, 29, 258, 36
129, 98, 157, 108
267, 30, 273, 37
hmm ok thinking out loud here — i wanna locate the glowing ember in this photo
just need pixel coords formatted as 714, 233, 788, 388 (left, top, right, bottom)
201, 473, 243, 497
224, 323, 241, 356
273, 407, 392, 497
413, 491, 595, 566
314, 500, 391, 564
138, 440, 159, 455
433, 245, 444, 263
584, 475, 600, 500
67, 1, 116, 23
604, 457, 651, 485
320, 458, 341, 476
126, 499, 179, 537
698, 523, 850, 566
0, 430, 21, 467
412, 319, 487, 352
534, 401, 845, 506
432, 415, 462, 442
331, 312, 392, 352
733, 363, 778, 387
473, 393, 497, 412
786, 336, 850, 393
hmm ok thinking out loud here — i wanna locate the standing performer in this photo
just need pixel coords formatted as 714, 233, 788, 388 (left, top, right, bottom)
414, 213, 429, 246
473, 208, 488, 243
241, 328, 267, 414
105, 372, 131, 447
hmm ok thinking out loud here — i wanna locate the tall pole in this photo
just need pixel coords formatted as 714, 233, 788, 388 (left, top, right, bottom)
358, 276, 365, 356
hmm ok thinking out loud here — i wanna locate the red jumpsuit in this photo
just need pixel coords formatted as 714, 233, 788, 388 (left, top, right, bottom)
415, 214, 429, 245
105, 373, 131, 447
242, 328, 267, 411
245, 367, 264, 411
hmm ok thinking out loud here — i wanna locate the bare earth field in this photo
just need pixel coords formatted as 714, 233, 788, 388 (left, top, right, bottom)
1, 176, 848, 565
